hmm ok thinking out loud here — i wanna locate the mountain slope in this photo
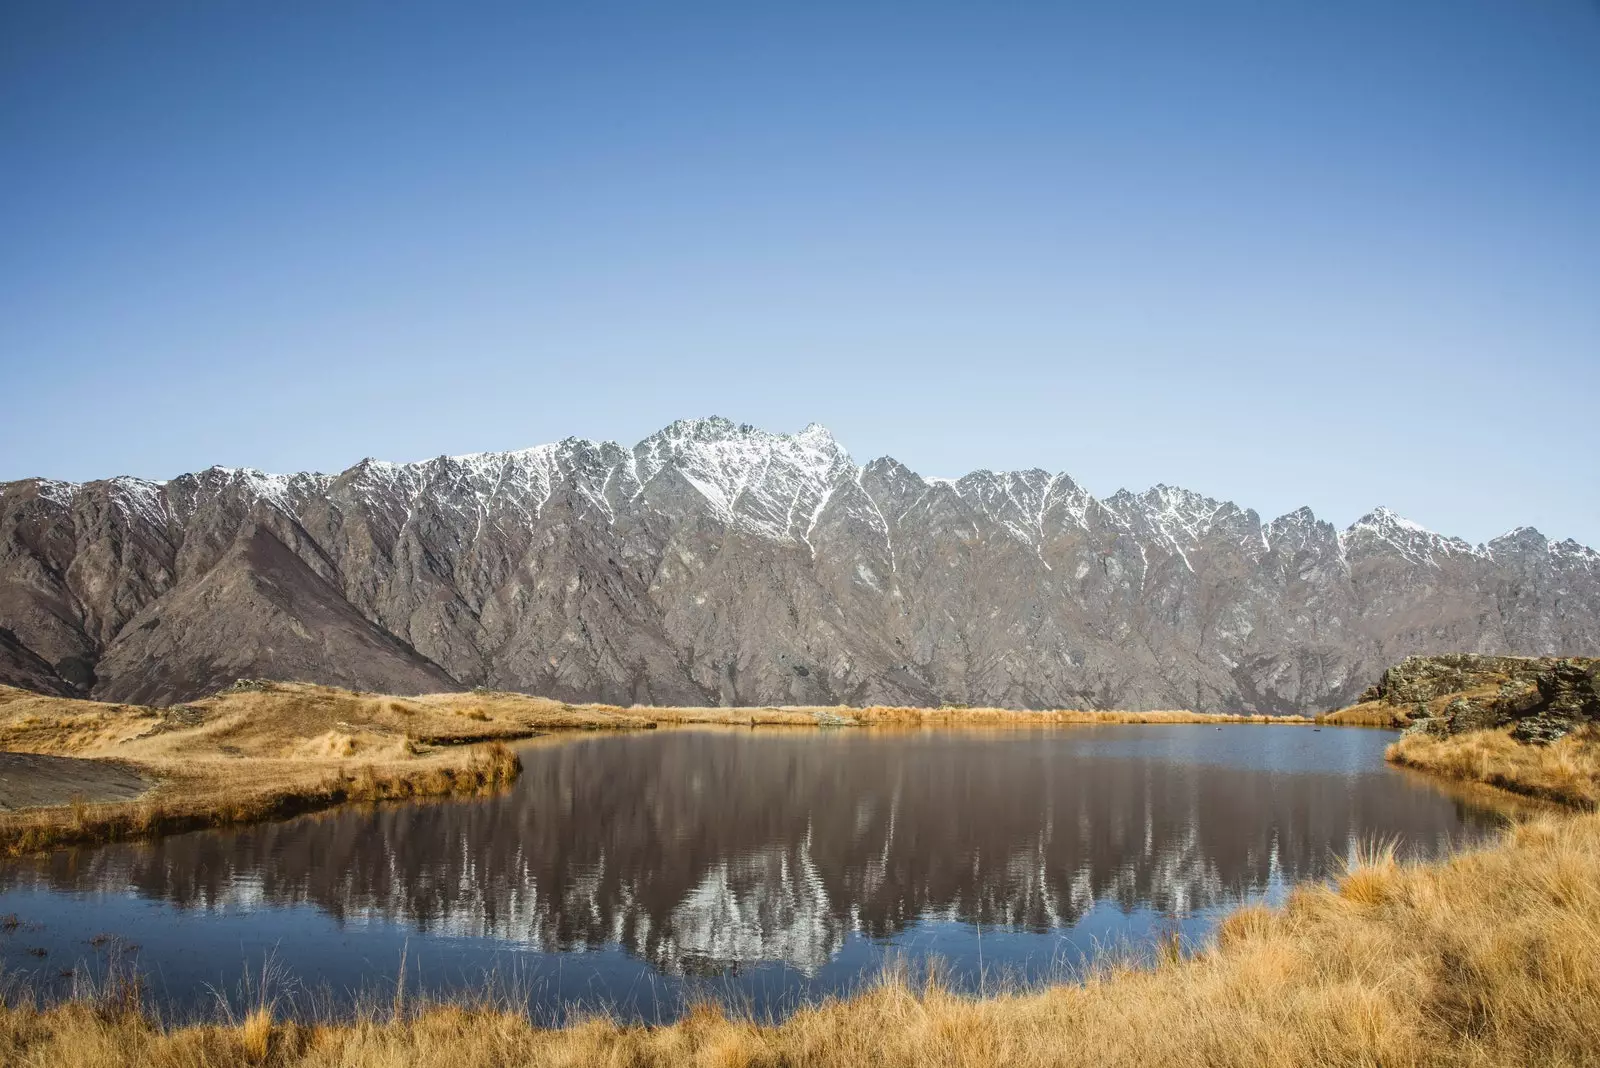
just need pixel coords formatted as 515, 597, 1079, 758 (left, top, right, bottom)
0, 626, 75, 696
91, 523, 458, 705
2, 417, 1596, 711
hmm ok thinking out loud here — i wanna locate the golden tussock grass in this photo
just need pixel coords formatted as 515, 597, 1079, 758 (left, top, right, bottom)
0, 688, 170, 753
1317, 701, 1410, 728
626, 704, 827, 726
629, 703, 1307, 728
0, 682, 1306, 755
849, 705, 1305, 727
0, 742, 521, 857
1, 809, 1597, 1067
1388, 725, 1600, 810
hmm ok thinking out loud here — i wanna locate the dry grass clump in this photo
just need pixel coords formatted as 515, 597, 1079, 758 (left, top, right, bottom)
851, 705, 1305, 726
0, 682, 647, 761
1317, 701, 1410, 728
1, 810, 1597, 1067
0, 686, 166, 754
0, 743, 521, 857
409, 691, 650, 737
296, 731, 359, 759
637, 704, 1307, 728
1388, 726, 1600, 809
636, 704, 828, 726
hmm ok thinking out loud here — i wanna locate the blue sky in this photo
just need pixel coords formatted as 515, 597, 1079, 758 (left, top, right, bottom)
3, 1, 1597, 545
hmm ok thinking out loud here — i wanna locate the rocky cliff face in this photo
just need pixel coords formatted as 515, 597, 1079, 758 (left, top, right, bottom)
1355, 654, 1600, 742
2, 417, 1597, 710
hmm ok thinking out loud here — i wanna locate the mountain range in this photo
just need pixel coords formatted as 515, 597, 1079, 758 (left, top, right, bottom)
2, 416, 1596, 712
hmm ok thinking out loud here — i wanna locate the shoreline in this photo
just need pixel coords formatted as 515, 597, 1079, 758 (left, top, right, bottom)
1386, 725, 1599, 810
0, 679, 1594, 1065
0, 742, 521, 856
0, 681, 1313, 855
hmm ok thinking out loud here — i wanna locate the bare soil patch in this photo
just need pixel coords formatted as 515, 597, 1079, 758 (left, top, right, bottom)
0, 752, 150, 810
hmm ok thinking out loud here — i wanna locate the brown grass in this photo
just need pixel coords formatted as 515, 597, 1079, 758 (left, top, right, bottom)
1, 808, 1597, 1067
635, 703, 1308, 728
1388, 725, 1600, 810
0, 742, 521, 856
0, 684, 651, 761
1316, 701, 1410, 728
847, 705, 1304, 727
0, 683, 1307, 751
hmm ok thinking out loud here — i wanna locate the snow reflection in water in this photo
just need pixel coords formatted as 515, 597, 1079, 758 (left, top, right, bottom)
0, 725, 1505, 1020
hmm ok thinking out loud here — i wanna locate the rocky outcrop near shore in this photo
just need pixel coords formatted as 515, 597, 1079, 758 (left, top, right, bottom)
1347, 654, 1600, 742
3, 418, 1599, 711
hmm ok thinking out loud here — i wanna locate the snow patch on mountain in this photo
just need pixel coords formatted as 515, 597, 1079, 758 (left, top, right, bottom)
12, 420, 1596, 572
1341, 507, 1486, 567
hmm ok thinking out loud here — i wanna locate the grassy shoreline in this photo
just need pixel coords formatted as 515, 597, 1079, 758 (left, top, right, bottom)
0, 682, 1310, 856
1387, 725, 1600, 810
1315, 700, 1408, 728
0, 742, 520, 856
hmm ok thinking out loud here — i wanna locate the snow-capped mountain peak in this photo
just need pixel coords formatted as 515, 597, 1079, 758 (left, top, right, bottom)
4, 417, 1597, 715
1340, 507, 1482, 566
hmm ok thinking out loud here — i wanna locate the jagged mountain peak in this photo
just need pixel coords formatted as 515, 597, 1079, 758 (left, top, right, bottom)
644, 415, 835, 448
1490, 526, 1548, 550
1350, 505, 1431, 533
2, 417, 1597, 713
1342, 506, 1481, 565
1137, 483, 1229, 527
1484, 527, 1598, 562
1553, 540, 1600, 562
861, 455, 920, 480
1272, 505, 1320, 526
6, 422, 1596, 563
1264, 506, 1340, 557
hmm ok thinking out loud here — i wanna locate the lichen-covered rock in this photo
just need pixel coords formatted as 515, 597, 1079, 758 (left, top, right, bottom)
1360, 654, 1600, 742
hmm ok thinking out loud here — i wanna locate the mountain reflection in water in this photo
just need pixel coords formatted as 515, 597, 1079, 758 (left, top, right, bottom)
3, 727, 1501, 982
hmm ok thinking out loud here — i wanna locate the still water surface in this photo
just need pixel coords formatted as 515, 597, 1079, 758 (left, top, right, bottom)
0, 725, 1504, 1021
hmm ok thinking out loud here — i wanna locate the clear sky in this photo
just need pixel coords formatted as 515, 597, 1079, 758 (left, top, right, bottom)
3, 1, 1597, 546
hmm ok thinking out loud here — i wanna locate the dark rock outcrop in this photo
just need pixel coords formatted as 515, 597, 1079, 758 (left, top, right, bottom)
2, 418, 1598, 710
1359, 654, 1600, 742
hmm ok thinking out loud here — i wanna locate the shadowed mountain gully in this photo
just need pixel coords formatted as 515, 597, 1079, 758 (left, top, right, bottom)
2, 418, 1597, 710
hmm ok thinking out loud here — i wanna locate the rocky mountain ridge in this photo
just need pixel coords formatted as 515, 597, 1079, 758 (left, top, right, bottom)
3, 417, 1597, 710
